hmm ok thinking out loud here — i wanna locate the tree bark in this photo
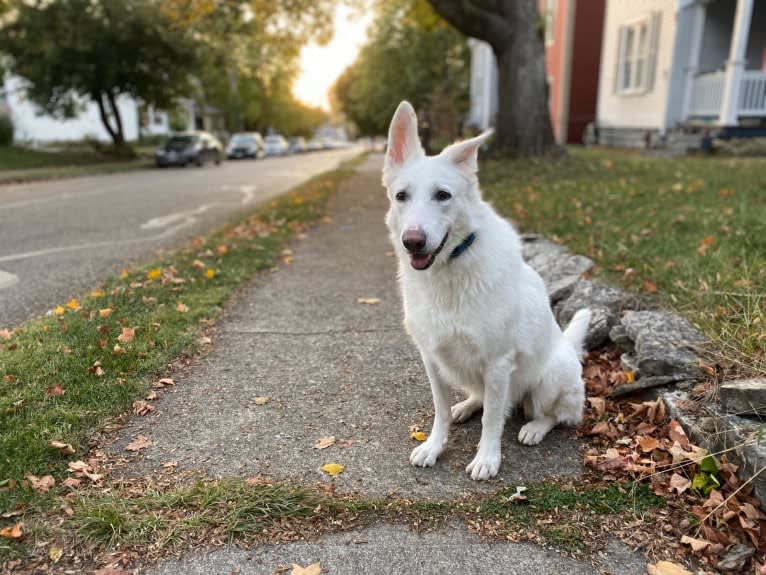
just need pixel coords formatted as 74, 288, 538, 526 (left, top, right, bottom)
427, 0, 558, 157
95, 93, 119, 145
106, 91, 125, 147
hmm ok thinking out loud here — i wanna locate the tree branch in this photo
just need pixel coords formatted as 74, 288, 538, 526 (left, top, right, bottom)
106, 91, 125, 145
427, 0, 511, 51
95, 93, 118, 144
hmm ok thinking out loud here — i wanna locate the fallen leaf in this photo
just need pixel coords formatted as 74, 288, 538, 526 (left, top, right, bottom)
147, 268, 162, 280
65, 298, 81, 311
587, 397, 606, 416
507, 485, 528, 502
642, 279, 658, 293
637, 436, 659, 452
117, 327, 135, 343
94, 568, 131, 575
99, 308, 113, 318
646, 561, 692, 575
48, 544, 63, 563
205, 268, 216, 279
53, 306, 65, 316
46, 383, 65, 397
50, 441, 75, 455
669, 472, 691, 495
0, 328, 12, 340
410, 431, 428, 442
625, 370, 636, 383
338, 439, 354, 449
0, 523, 23, 539
696, 234, 714, 256
146, 390, 159, 400
132, 400, 155, 416
217, 244, 228, 256
668, 420, 689, 449
357, 297, 381, 305
126, 436, 151, 452
290, 563, 321, 575
113, 343, 125, 355
26, 474, 55, 493
313, 436, 336, 450
90, 289, 105, 297
176, 302, 189, 313
321, 463, 344, 476
680, 534, 710, 552
62, 478, 81, 488
153, 377, 175, 388
254, 396, 271, 405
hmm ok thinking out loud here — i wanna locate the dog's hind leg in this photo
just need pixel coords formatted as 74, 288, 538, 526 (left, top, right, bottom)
451, 395, 482, 423
518, 416, 556, 445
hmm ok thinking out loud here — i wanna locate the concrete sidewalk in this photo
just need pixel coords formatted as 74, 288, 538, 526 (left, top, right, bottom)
110, 155, 648, 574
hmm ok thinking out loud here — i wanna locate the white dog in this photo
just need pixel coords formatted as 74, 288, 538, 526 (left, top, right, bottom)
382, 101, 591, 481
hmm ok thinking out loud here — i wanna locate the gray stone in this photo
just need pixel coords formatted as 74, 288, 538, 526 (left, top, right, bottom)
609, 375, 686, 399
717, 543, 755, 571
557, 280, 631, 349
526, 251, 594, 305
520, 234, 565, 261
719, 378, 766, 417
621, 311, 706, 378
620, 353, 640, 375
608, 324, 635, 352
663, 391, 766, 510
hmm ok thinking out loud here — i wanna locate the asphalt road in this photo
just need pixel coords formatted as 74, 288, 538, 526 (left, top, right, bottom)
0, 147, 362, 328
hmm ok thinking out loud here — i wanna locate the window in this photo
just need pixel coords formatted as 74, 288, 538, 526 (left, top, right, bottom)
544, 0, 556, 46
616, 14, 660, 94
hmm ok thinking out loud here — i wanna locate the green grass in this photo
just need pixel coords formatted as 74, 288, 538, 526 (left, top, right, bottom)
481, 148, 766, 376
0, 145, 150, 184
0, 158, 363, 526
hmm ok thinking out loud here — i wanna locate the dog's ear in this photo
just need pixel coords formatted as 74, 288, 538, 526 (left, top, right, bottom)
384, 101, 423, 172
440, 130, 493, 173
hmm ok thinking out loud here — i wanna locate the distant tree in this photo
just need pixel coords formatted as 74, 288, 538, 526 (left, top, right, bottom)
426, 0, 557, 157
332, 0, 469, 144
0, 0, 198, 148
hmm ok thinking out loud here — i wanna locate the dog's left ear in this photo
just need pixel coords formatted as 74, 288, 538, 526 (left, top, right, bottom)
440, 130, 493, 173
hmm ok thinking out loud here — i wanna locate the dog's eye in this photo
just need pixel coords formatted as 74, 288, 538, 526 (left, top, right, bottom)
395, 190, 408, 202
434, 189, 452, 202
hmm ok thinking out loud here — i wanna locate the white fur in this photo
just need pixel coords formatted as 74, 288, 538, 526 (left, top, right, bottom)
382, 101, 591, 481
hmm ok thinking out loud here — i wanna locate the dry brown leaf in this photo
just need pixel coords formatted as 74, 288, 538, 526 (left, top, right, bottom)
669, 473, 691, 495
132, 400, 155, 416
26, 474, 55, 493
153, 377, 175, 388
647, 561, 692, 575
668, 420, 689, 449
126, 436, 151, 452
0, 523, 23, 539
642, 279, 658, 293
637, 436, 659, 453
48, 544, 63, 564
99, 308, 113, 318
696, 234, 714, 256
146, 390, 159, 401
254, 396, 271, 405
0, 328, 12, 340
50, 441, 75, 455
313, 436, 336, 450
289, 563, 321, 575
176, 302, 189, 313
680, 535, 710, 552
357, 297, 381, 305
46, 383, 65, 397
117, 327, 135, 343
587, 397, 606, 416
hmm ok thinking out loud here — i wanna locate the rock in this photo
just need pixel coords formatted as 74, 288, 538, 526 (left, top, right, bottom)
716, 543, 755, 571
527, 251, 593, 305
608, 324, 635, 352
557, 280, 630, 349
664, 391, 766, 510
609, 375, 685, 398
620, 353, 640, 375
719, 378, 766, 417
620, 311, 706, 378
520, 234, 565, 261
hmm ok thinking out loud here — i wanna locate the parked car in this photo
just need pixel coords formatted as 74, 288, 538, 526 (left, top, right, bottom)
306, 138, 324, 152
288, 137, 307, 154
226, 132, 263, 159
155, 132, 223, 167
263, 135, 288, 156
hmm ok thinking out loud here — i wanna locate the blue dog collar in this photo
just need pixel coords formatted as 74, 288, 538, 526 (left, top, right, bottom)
449, 232, 476, 260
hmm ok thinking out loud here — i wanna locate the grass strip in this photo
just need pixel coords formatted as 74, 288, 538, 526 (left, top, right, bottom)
481, 148, 766, 376
0, 156, 365, 516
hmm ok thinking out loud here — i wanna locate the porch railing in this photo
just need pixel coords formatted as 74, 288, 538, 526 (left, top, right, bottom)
739, 71, 766, 116
688, 70, 766, 119
688, 72, 725, 117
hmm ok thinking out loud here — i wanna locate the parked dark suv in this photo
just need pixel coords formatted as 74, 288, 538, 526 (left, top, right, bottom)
155, 131, 223, 167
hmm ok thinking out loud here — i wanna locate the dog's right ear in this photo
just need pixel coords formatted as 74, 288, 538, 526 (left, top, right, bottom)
384, 101, 423, 176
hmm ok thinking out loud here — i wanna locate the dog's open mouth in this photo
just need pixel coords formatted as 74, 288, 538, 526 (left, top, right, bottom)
409, 232, 449, 271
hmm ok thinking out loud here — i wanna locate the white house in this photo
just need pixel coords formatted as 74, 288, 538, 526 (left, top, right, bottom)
597, 0, 766, 148
1, 74, 186, 145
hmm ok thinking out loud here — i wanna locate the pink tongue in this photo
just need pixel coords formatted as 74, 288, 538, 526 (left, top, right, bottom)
410, 253, 431, 270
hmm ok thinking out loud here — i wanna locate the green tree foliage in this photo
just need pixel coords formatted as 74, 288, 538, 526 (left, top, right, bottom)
332, 0, 469, 145
0, 0, 198, 147
161, 0, 332, 135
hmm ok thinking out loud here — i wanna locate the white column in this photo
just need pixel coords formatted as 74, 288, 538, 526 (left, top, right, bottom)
719, 0, 754, 125
681, 1, 707, 120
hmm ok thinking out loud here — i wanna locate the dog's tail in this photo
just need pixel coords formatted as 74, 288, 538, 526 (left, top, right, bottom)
563, 308, 592, 357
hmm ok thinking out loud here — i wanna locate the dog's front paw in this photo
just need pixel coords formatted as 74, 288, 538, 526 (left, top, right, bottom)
466, 447, 501, 480
410, 440, 443, 468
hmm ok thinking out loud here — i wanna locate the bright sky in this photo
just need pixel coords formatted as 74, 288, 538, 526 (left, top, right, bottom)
293, 5, 372, 110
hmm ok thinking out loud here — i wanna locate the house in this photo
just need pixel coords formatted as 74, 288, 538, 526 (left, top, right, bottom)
597, 0, 766, 148
466, 0, 606, 144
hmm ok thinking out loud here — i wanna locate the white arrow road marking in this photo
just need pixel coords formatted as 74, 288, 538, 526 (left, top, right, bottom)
0, 270, 19, 290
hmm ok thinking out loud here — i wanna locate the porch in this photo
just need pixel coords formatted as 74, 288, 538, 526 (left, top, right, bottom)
682, 0, 766, 125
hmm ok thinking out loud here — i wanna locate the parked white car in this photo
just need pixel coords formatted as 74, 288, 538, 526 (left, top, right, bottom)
263, 135, 288, 156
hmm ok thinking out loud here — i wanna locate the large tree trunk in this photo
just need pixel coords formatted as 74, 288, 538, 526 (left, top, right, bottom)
95, 93, 119, 145
494, 2, 556, 156
427, 0, 558, 157
106, 91, 125, 147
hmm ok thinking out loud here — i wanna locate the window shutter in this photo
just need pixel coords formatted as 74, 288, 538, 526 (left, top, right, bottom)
646, 11, 662, 92
615, 27, 626, 93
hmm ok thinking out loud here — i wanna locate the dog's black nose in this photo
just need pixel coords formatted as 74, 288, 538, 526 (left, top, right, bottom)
402, 229, 427, 252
